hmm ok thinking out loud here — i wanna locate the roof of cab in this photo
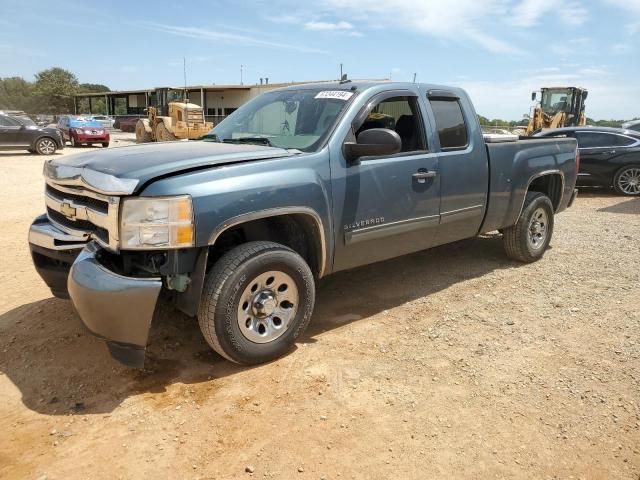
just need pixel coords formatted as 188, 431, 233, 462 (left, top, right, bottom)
274, 80, 465, 94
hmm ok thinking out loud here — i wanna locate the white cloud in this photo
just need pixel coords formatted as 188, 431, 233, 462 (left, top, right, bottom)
603, 0, 640, 33
551, 45, 572, 57
141, 22, 327, 54
304, 20, 354, 31
510, 0, 588, 27
611, 43, 631, 54
320, 0, 524, 54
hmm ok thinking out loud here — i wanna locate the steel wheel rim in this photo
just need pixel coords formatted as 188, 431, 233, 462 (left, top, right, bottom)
237, 270, 299, 344
39, 139, 55, 154
618, 168, 640, 195
527, 207, 548, 250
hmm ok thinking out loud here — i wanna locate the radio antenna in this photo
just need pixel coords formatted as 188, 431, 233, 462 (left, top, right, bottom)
183, 57, 188, 102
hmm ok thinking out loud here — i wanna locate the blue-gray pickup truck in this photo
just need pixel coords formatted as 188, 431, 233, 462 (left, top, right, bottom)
28, 81, 578, 368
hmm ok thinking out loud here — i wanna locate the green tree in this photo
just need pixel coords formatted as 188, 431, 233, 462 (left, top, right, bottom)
33, 67, 79, 113
0, 77, 36, 112
78, 83, 110, 93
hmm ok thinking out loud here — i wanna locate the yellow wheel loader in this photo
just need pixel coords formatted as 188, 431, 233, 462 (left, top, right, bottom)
135, 88, 213, 143
525, 87, 588, 136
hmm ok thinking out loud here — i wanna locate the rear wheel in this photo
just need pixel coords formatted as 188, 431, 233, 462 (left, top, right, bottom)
35, 137, 57, 155
503, 192, 554, 263
198, 241, 315, 364
135, 119, 152, 143
613, 166, 640, 196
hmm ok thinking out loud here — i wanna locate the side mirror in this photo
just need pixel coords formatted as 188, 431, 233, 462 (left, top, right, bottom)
344, 128, 402, 162
531, 91, 537, 101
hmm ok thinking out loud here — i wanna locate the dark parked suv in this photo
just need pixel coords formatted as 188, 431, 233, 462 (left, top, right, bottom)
0, 113, 64, 154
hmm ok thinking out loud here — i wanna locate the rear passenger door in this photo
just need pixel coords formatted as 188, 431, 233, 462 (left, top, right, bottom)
575, 131, 623, 185
424, 90, 489, 245
332, 90, 441, 271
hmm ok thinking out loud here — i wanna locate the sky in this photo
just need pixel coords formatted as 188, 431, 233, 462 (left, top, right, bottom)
0, 0, 639, 120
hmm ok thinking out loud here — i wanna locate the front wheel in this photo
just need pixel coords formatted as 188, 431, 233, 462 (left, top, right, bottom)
155, 122, 177, 141
198, 241, 316, 364
503, 192, 554, 263
102, 142, 109, 148
35, 137, 57, 155
613, 166, 640, 196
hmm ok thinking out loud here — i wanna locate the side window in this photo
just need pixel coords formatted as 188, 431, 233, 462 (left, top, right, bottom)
0, 116, 19, 126
356, 96, 426, 153
614, 135, 637, 147
575, 132, 614, 148
429, 99, 468, 150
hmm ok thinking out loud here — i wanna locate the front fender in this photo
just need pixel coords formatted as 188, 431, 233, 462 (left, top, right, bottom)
140, 150, 334, 275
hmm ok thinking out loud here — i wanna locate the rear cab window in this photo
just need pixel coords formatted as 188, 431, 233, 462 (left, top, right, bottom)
428, 98, 468, 150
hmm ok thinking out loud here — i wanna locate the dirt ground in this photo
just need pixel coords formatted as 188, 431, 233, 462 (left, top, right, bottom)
0, 144, 638, 480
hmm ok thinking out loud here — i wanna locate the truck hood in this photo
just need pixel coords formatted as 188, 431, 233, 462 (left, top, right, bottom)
44, 141, 294, 195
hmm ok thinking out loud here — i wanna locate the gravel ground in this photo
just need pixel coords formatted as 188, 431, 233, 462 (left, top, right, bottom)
0, 145, 638, 480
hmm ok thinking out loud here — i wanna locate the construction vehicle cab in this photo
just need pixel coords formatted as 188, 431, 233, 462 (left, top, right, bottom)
526, 87, 588, 136
135, 88, 213, 143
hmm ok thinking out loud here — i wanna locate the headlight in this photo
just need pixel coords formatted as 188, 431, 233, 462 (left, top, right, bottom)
120, 195, 194, 249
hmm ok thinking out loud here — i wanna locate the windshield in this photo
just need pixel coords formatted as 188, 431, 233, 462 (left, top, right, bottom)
206, 88, 355, 151
541, 89, 573, 114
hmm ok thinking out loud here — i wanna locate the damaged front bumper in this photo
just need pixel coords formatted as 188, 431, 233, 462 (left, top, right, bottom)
29, 215, 162, 368
68, 242, 162, 368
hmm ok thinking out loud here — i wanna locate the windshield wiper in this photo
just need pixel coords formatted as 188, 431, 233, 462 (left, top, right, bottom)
222, 137, 274, 147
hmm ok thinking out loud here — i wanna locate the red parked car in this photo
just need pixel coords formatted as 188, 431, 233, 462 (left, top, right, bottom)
57, 116, 110, 148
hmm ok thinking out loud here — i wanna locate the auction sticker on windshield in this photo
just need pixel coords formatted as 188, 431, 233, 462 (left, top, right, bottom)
315, 91, 354, 101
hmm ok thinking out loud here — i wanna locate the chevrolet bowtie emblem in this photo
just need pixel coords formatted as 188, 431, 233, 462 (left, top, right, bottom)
60, 202, 77, 219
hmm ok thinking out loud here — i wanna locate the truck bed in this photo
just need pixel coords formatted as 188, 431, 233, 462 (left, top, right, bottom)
480, 136, 578, 233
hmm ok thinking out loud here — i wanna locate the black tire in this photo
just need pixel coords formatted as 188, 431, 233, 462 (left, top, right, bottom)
35, 137, 57, 155
70, 136, 79, 147
156, 122, 177, 141
102, 142, 109, 148
135, 119, 152, 143
198, 241, 315, 364
613, 165, 640, 196
503, 192, 554, 263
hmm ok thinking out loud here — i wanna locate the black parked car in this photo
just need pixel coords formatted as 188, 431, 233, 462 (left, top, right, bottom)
0, 113, 64, 155
535, 127, 640, 196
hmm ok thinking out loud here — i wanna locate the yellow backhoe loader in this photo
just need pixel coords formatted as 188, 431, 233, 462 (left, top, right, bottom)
525, 86, 588, 136
135, 88, 213, 143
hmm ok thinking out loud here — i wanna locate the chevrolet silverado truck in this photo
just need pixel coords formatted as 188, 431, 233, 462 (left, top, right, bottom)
28, 81, 579, 368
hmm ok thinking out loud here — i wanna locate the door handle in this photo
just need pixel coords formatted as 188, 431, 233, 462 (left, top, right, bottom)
412, 170, 437, 183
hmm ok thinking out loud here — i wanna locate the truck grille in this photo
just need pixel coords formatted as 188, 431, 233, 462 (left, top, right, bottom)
45, 181, 120, 251
47, 207, 95, 231
46, 184, 108, 213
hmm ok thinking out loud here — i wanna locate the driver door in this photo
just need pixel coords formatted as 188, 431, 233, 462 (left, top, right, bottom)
331, 90, 441, 272
0, 116, 24, 146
